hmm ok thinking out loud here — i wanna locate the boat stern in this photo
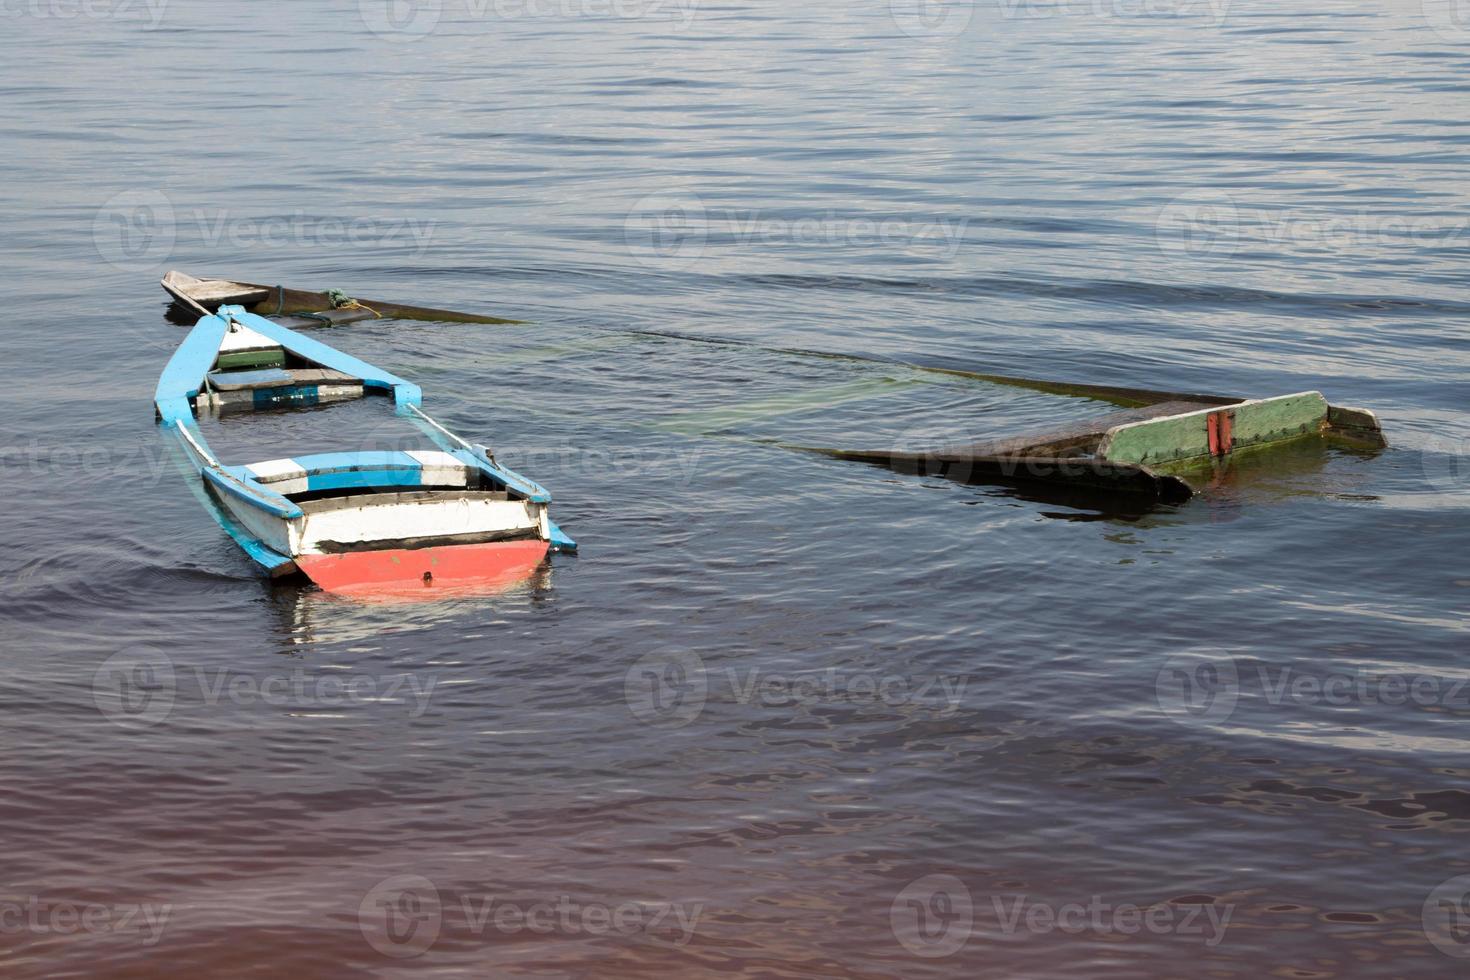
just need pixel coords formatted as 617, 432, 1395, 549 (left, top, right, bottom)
294, 539, 550, 598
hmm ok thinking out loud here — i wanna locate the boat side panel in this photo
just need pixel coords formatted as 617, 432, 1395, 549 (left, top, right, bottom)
212, 485, 297, 557
201, 488, 298, 576
296, 539, 548, 595
1096, 392, 1330, 467
923, 453, 1190, 501
205, 467, 304, 520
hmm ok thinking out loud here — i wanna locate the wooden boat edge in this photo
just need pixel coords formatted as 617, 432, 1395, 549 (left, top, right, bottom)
162, 270, 525, 325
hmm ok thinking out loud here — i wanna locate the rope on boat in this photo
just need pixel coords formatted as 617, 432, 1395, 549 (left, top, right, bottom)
271, 284, 382, 322
405, 404, 495, 461
325, 288, 382, 319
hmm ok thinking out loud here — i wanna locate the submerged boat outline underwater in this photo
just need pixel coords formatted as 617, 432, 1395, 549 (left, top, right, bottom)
154, 301, 574, 597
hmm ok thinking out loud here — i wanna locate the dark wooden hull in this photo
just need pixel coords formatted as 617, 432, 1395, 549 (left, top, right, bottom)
810, 388, 1385, 504
822, 447, 1194, 504
161, 270, 522, 325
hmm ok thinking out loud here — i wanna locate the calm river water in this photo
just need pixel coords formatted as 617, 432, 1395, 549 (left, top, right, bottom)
3, 1, 1469, 977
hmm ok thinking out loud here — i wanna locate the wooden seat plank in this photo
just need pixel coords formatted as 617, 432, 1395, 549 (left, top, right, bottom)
206, 368, 360, 392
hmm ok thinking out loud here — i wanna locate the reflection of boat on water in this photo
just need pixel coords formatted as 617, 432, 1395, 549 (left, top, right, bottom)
269, 559, 554, 647
154, 304, 574, 600
995, 432, 1386, 525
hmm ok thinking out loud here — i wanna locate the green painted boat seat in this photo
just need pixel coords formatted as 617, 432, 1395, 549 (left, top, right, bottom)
216, 347, 287, 371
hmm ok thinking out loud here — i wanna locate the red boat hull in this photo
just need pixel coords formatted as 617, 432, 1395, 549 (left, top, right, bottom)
296, 539, 549, 599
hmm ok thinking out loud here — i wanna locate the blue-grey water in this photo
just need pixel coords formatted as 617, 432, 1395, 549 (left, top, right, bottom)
4, 1, 1470, 976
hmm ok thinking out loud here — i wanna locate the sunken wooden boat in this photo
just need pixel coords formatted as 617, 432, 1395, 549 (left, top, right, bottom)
162, 270, 522, 327
815, 376, 1386, 504
154, 304, 574, 595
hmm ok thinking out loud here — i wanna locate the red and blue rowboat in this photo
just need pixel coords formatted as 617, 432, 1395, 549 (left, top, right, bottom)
154, 304, 574, 597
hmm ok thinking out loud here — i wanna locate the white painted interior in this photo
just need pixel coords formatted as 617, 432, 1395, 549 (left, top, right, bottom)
218, 324, 278, 353
298, 497, 539, 554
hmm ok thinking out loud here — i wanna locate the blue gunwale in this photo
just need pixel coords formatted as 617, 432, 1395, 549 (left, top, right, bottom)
155, 315, 228, 426
204, 467, 304, 519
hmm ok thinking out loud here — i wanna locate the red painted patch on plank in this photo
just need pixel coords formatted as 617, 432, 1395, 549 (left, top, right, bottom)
1207, 409, 1235, 458
296, 540, 549, 600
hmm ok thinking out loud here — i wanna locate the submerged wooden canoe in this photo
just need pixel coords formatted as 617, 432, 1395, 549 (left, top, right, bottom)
162, 270, 521, 327
154, 303, 573, 596
815, 379, 1386, 504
